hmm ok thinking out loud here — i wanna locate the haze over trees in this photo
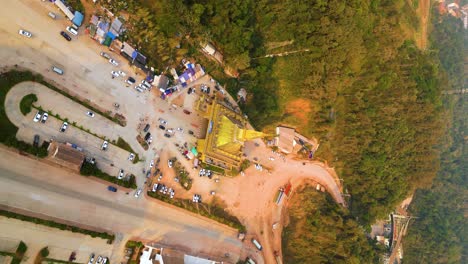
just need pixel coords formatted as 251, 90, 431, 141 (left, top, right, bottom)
403, 13, 467, 264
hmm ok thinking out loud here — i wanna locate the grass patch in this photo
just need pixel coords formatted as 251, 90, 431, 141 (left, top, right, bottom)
0, 251, 15, 257
19, 94, 37, 115
116, 137, 139, 163
200, 163, 225, 175
80, 162, 137, 189
173, 159, 192, 190
0, 209, 115, 243
44, 258, 78, 264
147, 191, 245, 232
125, 240, 143, 264
239, 159, 251, 172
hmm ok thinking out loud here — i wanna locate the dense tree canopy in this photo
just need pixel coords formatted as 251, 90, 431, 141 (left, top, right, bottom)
402, 13, 467, 264
282, 186, 383, 263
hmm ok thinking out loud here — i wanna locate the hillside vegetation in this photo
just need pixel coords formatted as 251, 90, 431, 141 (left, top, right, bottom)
282, 186, 383, 263
402, 14, 467, 263
101, 0, 449, 257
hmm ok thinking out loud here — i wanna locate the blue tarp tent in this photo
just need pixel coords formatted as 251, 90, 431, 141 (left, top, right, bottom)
72, 11, 84, 27
106, 31, 116, 40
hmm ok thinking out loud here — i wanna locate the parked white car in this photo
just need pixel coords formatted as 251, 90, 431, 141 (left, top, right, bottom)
33, 111, 41, 122
158, 118, 167, 125
66, 25, 78, 36
167, 159, 173, 168
101, 141, 108, 151
111, 71, 120, 77
86, 111, 95, 117
18, 29, 32, 38
134, 188, 142, 198
60, 122, 68, 132
118, 169, 124, 179
41, 112, 48, 123
128, 153, 135, 161
109, 59, 119, 66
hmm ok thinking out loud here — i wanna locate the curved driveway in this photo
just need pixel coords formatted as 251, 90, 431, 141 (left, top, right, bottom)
5, 81, 143, 176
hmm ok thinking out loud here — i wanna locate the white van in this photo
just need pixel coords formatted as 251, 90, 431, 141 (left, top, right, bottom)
246, 258, 256, 264
52, 66, 64, 75
251, 238, 262, 251
66, 25, 78, 36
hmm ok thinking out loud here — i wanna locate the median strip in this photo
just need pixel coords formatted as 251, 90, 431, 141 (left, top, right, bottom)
0, 209, 115, 244
146, 191, 246, 232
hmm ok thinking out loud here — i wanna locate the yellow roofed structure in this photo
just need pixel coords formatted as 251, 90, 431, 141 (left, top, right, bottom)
196, 99, 265, 174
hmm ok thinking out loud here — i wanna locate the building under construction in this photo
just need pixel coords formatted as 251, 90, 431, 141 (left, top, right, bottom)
195, 97, 265, 173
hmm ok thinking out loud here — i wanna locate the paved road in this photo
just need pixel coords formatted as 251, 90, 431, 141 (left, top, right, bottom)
0, 147, 242, 262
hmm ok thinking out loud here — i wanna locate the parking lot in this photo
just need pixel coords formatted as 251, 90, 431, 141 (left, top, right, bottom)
5, 82, 141, 178
0, 217, 112, 264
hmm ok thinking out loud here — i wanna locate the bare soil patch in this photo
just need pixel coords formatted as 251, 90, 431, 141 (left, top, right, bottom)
284, 98, 311, 125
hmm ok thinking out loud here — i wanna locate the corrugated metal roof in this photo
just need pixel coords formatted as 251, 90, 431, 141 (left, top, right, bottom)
54, 0, 74, 20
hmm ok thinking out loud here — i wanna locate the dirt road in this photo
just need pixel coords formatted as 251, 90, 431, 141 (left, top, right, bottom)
416, 0, 431, 50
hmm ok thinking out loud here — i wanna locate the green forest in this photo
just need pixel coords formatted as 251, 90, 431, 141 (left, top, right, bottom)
98, 0, 462, 260
282, 186, 383, 263
403, 14, 466, 264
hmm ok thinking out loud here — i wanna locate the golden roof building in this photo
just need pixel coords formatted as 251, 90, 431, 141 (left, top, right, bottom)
196, 98, 265, 173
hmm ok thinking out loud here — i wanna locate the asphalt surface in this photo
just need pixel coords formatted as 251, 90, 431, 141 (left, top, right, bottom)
0, 148, 242, 262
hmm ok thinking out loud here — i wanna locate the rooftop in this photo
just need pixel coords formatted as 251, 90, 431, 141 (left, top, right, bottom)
47, 142, 85, 171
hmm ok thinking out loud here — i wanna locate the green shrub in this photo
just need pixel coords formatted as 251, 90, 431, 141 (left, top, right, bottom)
116, 137, 139, 163
16, 241, 27, 255
0, 251, 15, 257
40, 247, 49, 258
174, 161, 192, 190
146, 191, 245, 232
80, 162, 137, 189
19, 94, 37, 115
0, 210, 115, 243
3, 135, 48, 157
10, 257, 21, 264
200, 163, 225, 175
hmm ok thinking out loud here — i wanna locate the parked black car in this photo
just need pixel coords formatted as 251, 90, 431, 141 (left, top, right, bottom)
33, 135, 40, 147
144, 132, 151, 141
60, 31, 72, 41
159, 125, 165, 130
143, 124, 150, 132
107, 186, 117, 192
